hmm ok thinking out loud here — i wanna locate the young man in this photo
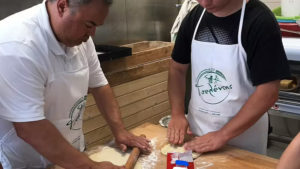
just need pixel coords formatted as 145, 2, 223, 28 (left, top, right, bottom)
0, 0, 150, 168
277, 133, 300, 169
167, 0, 290, 154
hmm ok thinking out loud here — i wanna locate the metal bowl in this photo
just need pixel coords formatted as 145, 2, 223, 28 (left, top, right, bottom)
159, 115, 171, 128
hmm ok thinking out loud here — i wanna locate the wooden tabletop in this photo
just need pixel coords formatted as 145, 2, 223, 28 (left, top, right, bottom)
53, 123, 278, 169
126, 123, 278, 169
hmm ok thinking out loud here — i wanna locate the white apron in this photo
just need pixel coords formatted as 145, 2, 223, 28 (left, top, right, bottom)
44, 46, 88, 152
187, 0, 268, 154
0, 46, 89, 169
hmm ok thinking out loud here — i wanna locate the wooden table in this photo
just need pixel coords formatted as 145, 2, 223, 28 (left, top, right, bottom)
54, 123, 278, 169
125, 123, 278, 169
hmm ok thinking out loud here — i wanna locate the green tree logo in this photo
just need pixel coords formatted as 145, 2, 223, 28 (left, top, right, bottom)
195, 68, 232, 104
66, 95, 87, 130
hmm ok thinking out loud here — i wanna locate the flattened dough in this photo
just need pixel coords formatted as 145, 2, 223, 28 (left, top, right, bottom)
89, 146, 142, 169
160, 144, 200, 159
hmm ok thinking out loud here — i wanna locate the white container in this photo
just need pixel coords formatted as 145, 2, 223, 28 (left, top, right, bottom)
281, 0, 300, 17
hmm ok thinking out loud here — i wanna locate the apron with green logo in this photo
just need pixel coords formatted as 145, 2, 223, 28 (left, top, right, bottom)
0, 45, 90, 169
187, 0, 268, 154
44, 46, 88, 152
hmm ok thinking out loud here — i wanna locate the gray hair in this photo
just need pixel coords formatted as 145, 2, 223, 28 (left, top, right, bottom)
48, 0, 113, 6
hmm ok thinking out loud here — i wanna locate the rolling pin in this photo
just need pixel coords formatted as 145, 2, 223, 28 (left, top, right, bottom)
124, 134, 146, 169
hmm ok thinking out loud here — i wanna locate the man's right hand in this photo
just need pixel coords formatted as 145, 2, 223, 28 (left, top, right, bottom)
94, 161, 125, 169
167, 114, 189, 145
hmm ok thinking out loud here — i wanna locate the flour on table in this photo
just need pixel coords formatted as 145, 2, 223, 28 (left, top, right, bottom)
139, 138, 159, 169
161, 144, 201, 159
89, 138, 159, 169
89, 146, 142, 169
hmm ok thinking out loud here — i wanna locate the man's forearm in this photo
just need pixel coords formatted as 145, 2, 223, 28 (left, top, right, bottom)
14, 120, 94, 169
91, 85, 125, 136
91, 85, 152, 153
220, 80, 280, 141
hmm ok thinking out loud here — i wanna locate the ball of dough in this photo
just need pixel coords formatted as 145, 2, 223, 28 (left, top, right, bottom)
160, 144, 200, 159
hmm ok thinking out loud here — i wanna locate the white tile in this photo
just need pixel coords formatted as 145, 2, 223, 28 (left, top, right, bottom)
261, 1, 281, 9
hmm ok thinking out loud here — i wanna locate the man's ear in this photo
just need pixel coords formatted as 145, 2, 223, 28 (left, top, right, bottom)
56, 0, 69, 17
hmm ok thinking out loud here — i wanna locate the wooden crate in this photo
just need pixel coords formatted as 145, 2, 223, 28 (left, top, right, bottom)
101, 41, 173, 72
83, 71, 171, 148
122, 41, 174, 54
83, 41, 174, 148
100, 41, 174, 87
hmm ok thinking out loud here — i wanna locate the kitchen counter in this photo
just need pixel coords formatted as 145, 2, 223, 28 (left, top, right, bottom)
128, 123, 278, 169
53, 123, 278, 169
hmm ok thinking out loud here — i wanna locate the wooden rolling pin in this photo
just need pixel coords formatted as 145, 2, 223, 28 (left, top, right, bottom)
125, 134, 146, 169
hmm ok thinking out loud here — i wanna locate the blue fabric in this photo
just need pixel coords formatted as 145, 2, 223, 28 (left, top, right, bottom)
175, 160, 189, 167
277, 19, 296, 23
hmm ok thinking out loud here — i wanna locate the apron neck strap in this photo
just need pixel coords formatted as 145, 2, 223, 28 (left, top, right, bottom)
192, 0, 247, 44
238, 0, 247, 45
192, 8, 206, 40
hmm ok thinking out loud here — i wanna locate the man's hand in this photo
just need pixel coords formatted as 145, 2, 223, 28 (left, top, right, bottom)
94, 161, 125, 169
90, 85, 150, 154
167, 114, 189, 145
114, 130, 151, 153
183, 131, 229, 153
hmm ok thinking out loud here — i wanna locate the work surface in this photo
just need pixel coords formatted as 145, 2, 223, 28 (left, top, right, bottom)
125, 123, 278, 169
54, 123, 278, 169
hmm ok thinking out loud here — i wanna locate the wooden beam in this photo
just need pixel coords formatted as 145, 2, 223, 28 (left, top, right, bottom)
119, 91, 168, 119
83, 91, 168, 121
116, 81, 167, 107
101, 45, 173, 73
105, 58, 170, 87
112, 71, 168, 97
85, 71, 168, 107
85, 110, 171, 149
83, 100, 170, 134
122, 101, 170, 128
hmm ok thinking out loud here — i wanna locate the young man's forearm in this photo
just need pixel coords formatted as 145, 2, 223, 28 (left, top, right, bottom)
220, 80, 279, 141
277, 133, 300, 169
168, 60, 189, 116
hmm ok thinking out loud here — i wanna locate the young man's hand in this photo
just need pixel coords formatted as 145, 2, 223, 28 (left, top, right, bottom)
184, 130, 229, 153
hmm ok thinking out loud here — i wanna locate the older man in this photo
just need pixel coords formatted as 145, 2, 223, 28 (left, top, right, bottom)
0, 0, 150, 168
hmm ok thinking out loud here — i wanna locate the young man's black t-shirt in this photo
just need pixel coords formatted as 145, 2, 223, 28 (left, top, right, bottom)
172, 0, 290, 86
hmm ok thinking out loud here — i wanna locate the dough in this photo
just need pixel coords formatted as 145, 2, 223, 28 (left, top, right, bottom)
89, 146, 142, 169
280, 79, 294, 89
160, 144, 200, 159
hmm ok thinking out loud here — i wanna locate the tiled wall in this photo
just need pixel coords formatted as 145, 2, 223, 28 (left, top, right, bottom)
261, 0, 281, 9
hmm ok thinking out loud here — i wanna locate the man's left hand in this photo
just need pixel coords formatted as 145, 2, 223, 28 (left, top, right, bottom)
115, 130, 151, 154
183, 131, 229, 153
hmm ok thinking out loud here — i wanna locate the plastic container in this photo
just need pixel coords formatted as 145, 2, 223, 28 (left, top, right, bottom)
281, 0, 300, 17
272, 7, 300, 22
279, 22, 300, 37
272, 7, 300, 37
173, 160, 189, 169
167, 153, 194, 169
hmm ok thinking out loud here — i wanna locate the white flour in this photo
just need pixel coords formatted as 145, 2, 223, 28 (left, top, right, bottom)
139, 138, 159, 169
